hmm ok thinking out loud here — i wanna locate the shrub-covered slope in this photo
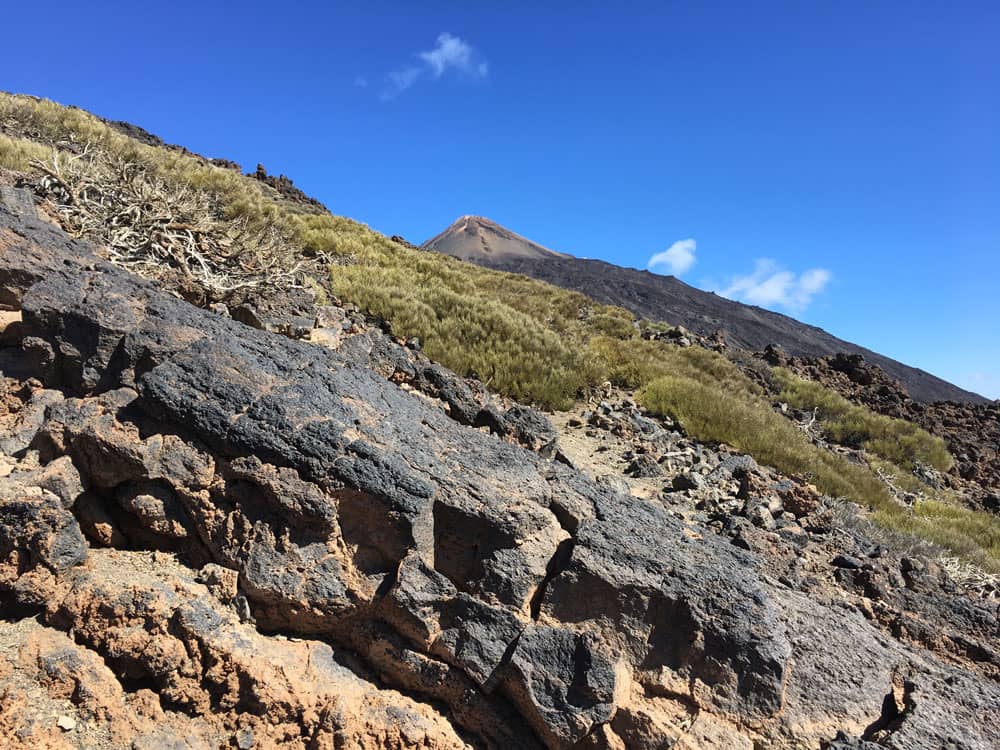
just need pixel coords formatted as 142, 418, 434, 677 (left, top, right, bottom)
423, 216, 987, 404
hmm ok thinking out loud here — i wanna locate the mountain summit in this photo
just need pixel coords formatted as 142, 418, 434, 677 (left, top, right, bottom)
424, 216, 986, 404
422, 215, 568, 262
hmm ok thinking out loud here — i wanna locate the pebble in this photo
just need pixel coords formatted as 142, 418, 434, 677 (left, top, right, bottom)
56, 715, 76, 731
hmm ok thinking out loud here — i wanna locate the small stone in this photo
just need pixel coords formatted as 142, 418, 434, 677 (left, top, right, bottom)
747, 505, 775, 530
56, 715, 76, 731
236, 727, 255, 749
732, 534, 753, 551
777, 525, 810, 547
625, 454, 662, 478
832, 554, 865, 570
671, 472, 703, 491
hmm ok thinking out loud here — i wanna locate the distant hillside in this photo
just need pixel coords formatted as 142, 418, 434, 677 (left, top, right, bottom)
423, 216, 987, 404
422, 215, 569, 262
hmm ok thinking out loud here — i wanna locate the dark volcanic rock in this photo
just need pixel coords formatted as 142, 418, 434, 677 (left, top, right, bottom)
543, 491, 791, 719
251, 163, 327, 210
3, 188, 1000, 748
501, 625, 618, 749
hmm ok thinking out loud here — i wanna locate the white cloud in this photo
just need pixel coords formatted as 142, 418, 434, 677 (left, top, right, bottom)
380, 67, 422, 100
380, 32, 488, 100
719, 259, 831, 312
421, 33, 480, 77
647, 239, 697, 275
353, 76, 368, 88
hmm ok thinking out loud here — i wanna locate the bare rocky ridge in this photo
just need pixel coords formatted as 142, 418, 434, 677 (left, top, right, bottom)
422, 216, 986, 405
3, 189, 1000, 748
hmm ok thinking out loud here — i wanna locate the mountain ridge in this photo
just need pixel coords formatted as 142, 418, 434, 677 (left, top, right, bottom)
423, 216, 987, 404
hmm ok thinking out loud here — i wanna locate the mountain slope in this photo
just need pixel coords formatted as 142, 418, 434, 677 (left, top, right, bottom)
422, 214, 568, 262
4, 186, 1000, 750
423, 216, 986, 404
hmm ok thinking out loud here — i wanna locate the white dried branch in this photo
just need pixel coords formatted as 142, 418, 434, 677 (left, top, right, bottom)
24, 147, 311, 303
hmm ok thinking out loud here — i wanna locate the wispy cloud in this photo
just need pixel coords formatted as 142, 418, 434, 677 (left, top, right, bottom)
718, 259, 831, 312
380, 32, 488, 100
353, 76, 368, 88
647, 239, 696, 275
383, 67, 422, 99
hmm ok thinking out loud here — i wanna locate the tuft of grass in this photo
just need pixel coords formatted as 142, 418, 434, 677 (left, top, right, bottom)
874, 501, 1000, 574
0, 134, 50, 171
587, 335, 758, 397
330, 246, 599, 408
772, 368, 953, 471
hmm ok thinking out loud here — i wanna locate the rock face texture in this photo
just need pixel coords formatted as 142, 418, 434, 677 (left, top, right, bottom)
2, 190, 1000, 748
423, 216, 985, 405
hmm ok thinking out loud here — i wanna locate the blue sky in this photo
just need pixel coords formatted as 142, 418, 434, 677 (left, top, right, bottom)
3, 2, 998, 397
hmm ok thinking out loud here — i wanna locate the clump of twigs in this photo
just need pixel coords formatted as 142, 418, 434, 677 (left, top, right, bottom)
22, 147, 307, 304
874, 465, 920, 507
940, 556, 1000, 600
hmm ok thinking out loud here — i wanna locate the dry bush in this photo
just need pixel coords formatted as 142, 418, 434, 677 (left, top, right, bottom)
23, 146, 301, 302
0, 93, 334, 303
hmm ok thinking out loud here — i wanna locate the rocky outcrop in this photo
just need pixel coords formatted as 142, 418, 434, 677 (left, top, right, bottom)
3, 189, 1000, 748
251, 163, 327, 211
556, 393, 1000, 680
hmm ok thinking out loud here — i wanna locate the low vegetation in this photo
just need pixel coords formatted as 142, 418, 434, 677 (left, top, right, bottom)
875, 501, 1000, 573
0, 134, 49, 171
2, 92, 997, 568
772, 368, 953, 471
640, 376, 1000, 572
638, 375, 893, 510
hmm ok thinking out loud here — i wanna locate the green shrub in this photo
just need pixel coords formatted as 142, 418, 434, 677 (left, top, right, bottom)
638, 375, 891, 506
874, 501, 1000, 573
772, 368, 953, 471
0, 134, 50, 171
